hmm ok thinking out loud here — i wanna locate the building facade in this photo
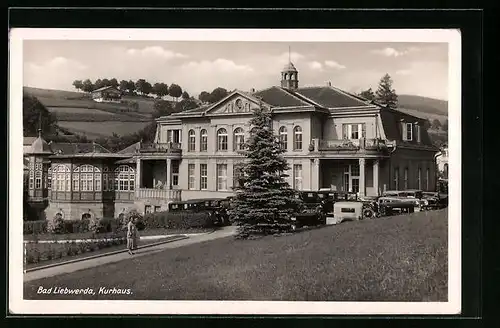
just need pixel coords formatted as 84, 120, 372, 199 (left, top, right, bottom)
24, 62, 438, 221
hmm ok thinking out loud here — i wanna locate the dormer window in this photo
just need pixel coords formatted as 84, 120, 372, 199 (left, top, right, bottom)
342, 124, 366, 140
406, 123, 413, 141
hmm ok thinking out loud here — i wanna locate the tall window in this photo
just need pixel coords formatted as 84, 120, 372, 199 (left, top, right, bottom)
73, 173, 79, 191
233, 165, 243, 188
406, 123, 413, 141
200, 164, 208, 190
114, 165, 135, 191
293, 164, 303, 190
217, 164, 228, 191
394, 168, 399, 190
233, 127, 245, 151
188, 164, 196, 189
94, 173, 101, 191
217, 128, 228, 151
103, 173, 108, 191
200, 129, 208, 152
171, 161, 179, 186
416, 124, 421, 143
404, 168, 409, 189
417, 168, 422, 190
35, 171, 42, 189
78, 165, 100, 192
279, 126, 288, 150
293, 126, 303, 150
47, 167, 52, 189
443, 163, 449, 179
426, 168, 430, 191
342, 123, 366, 139
188, 129, 196, 152
53, 165, 70, 191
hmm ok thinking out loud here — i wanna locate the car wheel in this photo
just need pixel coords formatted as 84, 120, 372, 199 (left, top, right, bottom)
363, 208, 375, 219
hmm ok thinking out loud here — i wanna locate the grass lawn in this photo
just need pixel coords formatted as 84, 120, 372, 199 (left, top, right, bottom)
24, 209, 448, 301
24, 227, 212, 241
24, 235, 183, 270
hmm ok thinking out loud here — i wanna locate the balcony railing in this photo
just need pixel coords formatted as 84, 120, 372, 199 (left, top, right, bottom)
316, 138, 396, 152
136, 188, 181, 201
138, 142, 182, 154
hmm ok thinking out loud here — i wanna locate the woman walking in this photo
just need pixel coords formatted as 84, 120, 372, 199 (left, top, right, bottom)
127, 217, 137, 255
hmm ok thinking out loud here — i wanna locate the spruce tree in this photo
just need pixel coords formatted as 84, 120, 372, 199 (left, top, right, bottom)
375, 74, 398, 109
229, 105, 302, 238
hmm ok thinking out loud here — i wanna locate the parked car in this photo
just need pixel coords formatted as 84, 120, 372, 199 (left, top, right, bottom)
290, 191, 328, 230
333, 201, 365, 221
422, 191, 448, 210
168, 198, 231, 226
380, 189, 425, 211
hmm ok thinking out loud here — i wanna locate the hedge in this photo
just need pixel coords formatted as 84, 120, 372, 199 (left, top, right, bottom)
142, 211, 213, 230
23, 220, 48, 235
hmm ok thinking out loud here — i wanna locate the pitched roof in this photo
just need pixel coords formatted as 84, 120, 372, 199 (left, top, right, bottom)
254, 86, 312, 107
92, 86, 120, 93
379, 108, 434, 146
117, 141, 141, 154
24, 137, 37, 146
294, 86, 371, 108
49, 142, 111, 155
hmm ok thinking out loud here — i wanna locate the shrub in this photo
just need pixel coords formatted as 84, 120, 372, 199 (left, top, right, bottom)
47, 215, 65, 234
23, 220, 48, 235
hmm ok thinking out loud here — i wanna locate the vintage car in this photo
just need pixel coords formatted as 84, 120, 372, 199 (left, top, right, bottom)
290, 191, 328, 230
168, 198, 231, 226
422, 191, 448, 210
379, 189, 426, 212
333, 201, 365, 221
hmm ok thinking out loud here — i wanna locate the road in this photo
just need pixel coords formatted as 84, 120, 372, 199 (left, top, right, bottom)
24, 226, 237, 282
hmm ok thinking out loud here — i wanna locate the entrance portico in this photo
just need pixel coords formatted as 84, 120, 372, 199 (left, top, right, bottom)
317, 158, 381, 197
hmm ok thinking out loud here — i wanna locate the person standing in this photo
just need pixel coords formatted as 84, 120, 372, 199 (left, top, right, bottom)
127, 217, 137, 255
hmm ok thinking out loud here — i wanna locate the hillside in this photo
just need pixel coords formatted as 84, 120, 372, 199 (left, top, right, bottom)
23, 86, 156, 137
398, 94, 448, 116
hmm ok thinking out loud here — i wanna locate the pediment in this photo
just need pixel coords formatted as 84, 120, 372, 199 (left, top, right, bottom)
206, 91, 266, 115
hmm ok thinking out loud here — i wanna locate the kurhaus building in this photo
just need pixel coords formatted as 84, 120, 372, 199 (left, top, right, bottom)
25, 61, 438, 221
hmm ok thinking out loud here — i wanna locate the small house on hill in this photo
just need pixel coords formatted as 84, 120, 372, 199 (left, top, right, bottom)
91, 86, 122, 103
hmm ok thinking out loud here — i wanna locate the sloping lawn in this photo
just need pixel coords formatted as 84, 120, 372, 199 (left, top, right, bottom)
24, 209, 448, 301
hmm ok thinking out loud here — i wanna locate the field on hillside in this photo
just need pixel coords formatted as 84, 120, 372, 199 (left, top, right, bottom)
398, 107, 448, 123
398, 95, 448, 116
24, 209, 448, 301
57, 121, 151, 138
47, 107, 117, 116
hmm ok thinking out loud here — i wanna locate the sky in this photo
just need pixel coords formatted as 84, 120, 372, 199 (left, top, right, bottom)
23, 41, 449, 100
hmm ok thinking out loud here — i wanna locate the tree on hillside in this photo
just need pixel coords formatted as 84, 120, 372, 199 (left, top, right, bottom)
72, 80, 84, 92
168, 83, 183, 101
442, 119, 448, 132
153, 83, 169, 98
82, 79, 94, 93
23, 94, 57, 137
119, 80, 129, 93
198, 91, 211, 104
135, 79, 147, 95
153, 100, 176, 118
181, 91, 190, 100
228, 105, 302, 238
431, 119, 442, 130
127, 80, 136, 94
102, 78, 111, 88
358, 88, 375, 101
109, 78, 119, 88
94, 79, 104, 90
210, 87, 229, 103
375, 74, 398, 109
175, 98, 198, 112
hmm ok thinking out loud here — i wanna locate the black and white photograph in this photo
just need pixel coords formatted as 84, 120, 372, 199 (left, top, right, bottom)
9, 28, 461, 315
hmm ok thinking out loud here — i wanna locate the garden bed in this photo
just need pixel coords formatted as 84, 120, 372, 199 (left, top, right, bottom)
24, 235, 182, 270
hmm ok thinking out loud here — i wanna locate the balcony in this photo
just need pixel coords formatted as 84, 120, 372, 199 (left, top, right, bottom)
315, 138, 396, 153
136, 188, 181, 201
138, 142, 182, 154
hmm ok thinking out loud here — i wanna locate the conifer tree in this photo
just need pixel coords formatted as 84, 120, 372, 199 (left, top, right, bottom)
375, 74, 398, 109
229, 105, 302, 238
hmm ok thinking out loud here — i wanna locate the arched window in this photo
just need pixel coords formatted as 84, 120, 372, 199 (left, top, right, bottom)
53, 165, 70, 192
293, 126, 303, 150
114, 165, 135, 191
233, 127, 245, 151
279, 126, 288, 150
200, 129, 208, 152
217, 128, 228, 151
188, 129, 196, 152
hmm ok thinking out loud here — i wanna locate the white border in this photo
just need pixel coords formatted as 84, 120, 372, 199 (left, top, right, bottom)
9, 28, 461, 315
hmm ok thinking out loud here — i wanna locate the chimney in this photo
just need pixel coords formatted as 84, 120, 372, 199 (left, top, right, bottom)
326, 81, 332, 87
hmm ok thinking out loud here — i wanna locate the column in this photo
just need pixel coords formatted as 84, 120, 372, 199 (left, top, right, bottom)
311, 159, 320, 191
359, 158, 366, 197
135, 158, 142, 193
166, 158, 172, 190
373, 159, 379, 196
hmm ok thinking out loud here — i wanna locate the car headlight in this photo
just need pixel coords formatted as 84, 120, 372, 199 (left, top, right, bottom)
422, 200, 429, 205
